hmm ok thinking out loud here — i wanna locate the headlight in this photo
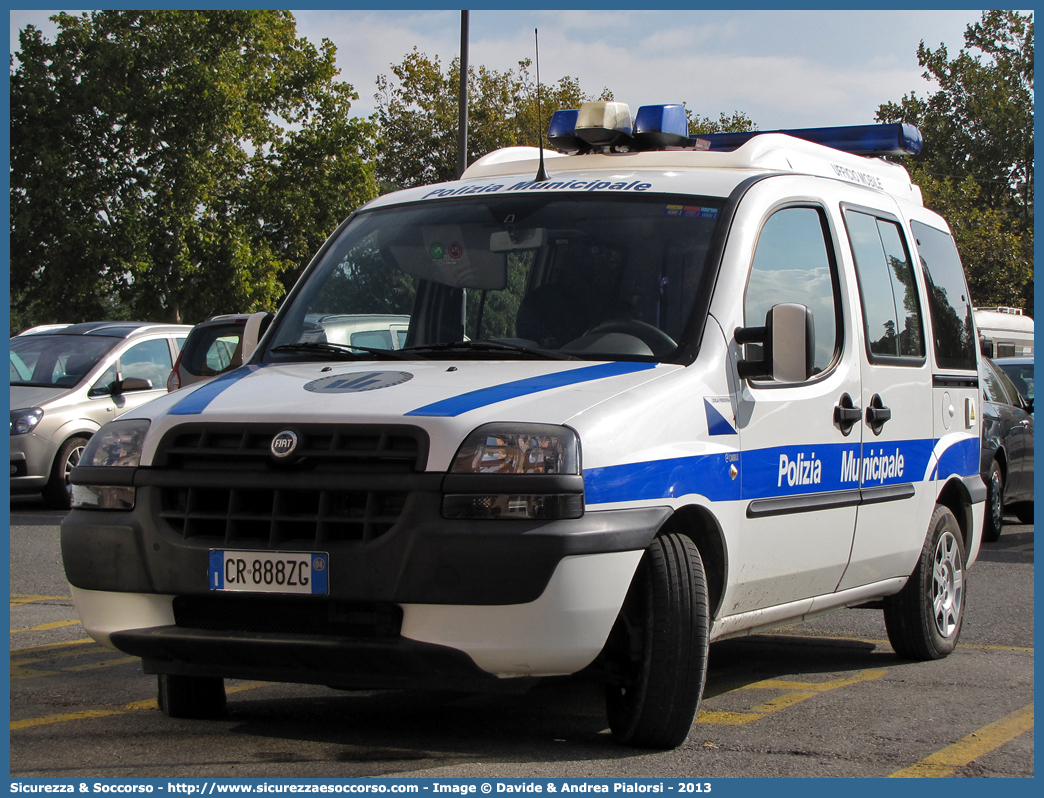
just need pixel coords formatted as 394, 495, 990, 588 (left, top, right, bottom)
71, 419, 151, 510
10, 407, 43, 435
449, 424, 579, 475
80, 419, 151, 468
444, 424, 582, 520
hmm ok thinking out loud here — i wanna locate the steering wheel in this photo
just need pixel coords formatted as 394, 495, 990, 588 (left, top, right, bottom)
583, 319, 678, 358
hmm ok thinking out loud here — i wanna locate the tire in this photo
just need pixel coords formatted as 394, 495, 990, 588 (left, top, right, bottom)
157, 674, 227, 719
603, 533, 710, 749
883, 505, 966, 660
981, 460, 1004, 543
41, 435, 90, 510
1013, 502, 1034, 525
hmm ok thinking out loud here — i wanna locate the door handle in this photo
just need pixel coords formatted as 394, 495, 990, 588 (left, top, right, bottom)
866, 394, 891, 435
834, 393, 861, 436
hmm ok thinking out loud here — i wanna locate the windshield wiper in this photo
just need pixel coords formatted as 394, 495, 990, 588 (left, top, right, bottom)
401, 339, 577, 360
270, 341, 412, 361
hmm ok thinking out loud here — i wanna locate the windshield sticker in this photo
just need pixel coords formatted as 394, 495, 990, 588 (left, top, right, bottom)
666, 205, 718, 219
304, 371, 414, 394
422, 179, 652, 201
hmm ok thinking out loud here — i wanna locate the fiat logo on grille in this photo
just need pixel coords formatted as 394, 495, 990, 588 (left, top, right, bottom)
270, 430, 299, 459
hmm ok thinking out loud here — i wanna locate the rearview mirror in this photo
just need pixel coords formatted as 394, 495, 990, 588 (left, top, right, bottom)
735, 303, 815, 383
117, 377, 153, 393
490, 228, 547, 252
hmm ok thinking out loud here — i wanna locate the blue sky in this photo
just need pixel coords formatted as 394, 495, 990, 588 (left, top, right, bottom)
10, 8, 985, 129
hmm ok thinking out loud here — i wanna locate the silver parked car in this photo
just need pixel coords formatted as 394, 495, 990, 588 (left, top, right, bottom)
10, 322, 192, 508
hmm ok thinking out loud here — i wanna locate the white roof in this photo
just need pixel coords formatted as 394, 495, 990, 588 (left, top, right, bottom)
366, 132, 923, 211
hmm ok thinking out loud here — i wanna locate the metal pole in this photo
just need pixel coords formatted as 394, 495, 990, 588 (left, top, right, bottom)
457, 10, 469, 178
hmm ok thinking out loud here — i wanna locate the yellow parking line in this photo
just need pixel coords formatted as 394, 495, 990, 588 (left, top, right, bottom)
10, 594, 71, 606
766, 630, 1033, 653
888, 705, 1034, 777
11, 620, 82, 633
13, 638, 96, 655
697, 710, 763, 725
11, 710, 123, 730
699, 669, 887, 725
745, 669, 889, 692
11, 682, 271, 731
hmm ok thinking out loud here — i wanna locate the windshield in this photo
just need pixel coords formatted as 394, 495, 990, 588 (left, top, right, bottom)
266, 193, 724, 362
9, 334, 118, 388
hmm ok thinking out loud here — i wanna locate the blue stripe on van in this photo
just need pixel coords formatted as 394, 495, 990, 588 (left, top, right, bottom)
405, 362, 658, 417
584, 436, 975, 506
169, 365, 266, 415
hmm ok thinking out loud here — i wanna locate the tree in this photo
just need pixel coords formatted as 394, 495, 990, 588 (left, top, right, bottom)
10, 10, 377, 331
374, 49, 611, 190
688, 110, 757, 135
877, 11, 1033, 313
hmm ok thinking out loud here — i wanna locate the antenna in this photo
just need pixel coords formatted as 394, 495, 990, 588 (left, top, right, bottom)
457, 11, 470, 178
534, 28, 550, 182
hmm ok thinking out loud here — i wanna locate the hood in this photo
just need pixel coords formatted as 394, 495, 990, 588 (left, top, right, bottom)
139, 359, 677, 470
10, 384, 72, 409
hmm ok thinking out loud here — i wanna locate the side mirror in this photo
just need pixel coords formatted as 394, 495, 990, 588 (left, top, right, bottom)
735, 303, 815, 383
117, 376, 153, 393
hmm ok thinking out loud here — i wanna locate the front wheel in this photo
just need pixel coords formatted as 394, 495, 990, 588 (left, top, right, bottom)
982, 460, 1004, 543
883, 505, 966, 660
42, 435, 90, 509
604, 533, 710, 749
157, 674, 226, 719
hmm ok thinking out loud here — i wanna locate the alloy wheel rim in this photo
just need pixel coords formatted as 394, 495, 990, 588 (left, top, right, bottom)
990, 472, 1003, 528
932, 530, 963, 638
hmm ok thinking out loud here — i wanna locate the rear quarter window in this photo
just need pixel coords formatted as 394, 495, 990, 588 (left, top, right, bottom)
910, 221, 977, 371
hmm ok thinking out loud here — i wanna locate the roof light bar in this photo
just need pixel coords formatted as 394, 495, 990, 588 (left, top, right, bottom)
547, 109, 582, 153
574, 101, 632, 148
692, 123, 923, 157
633, 104, 689, 148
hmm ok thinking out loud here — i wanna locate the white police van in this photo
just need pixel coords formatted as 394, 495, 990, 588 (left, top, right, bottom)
62, 101, 984, 749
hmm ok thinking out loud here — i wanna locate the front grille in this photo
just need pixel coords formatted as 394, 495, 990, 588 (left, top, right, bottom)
153, 423, 428, 546
173, 595, 402, 637
159, 487, 410, 544
155, 423, 427, 473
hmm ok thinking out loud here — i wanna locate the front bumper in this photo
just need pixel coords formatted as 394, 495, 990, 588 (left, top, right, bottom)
10, 434, 57, 490
73, 549, 645, 683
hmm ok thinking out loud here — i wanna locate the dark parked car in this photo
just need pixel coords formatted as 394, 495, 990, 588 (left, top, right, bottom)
993, 356, 1033, 413
980, 357, 1034, 540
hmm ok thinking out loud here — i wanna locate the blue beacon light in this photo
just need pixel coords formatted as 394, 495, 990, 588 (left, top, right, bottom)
694, 123, 923, 157
546, 103, 922, 158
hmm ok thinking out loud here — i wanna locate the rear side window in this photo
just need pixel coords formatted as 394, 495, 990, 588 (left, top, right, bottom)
844, 210, 924, 363
744, 206, 840, 375
910, 221, 977, 371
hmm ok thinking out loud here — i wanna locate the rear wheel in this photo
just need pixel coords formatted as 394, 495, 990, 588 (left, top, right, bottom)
604, 533, 709, 749
883, 505, 966, 660
157, 674, 226, 719
42, 435, 90, 510
982, 460, 1004, 543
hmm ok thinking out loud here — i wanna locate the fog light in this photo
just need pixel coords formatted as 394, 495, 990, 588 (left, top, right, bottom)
442, 493, 583, 520
71, 484, 136, 510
